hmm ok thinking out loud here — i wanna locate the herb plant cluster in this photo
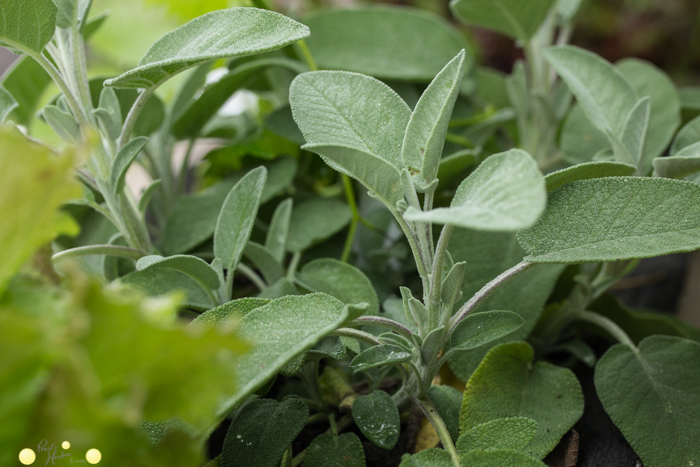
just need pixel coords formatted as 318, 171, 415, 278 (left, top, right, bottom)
2, 0, 700, 466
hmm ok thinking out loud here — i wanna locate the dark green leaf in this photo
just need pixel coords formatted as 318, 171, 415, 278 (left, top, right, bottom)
307, 337, 347, 361
595, 336, 700, 467
456, 417, 537, 452
399, 448, 452, 467
518, 177, 700, 263
190, 297, 269, 326
1, 57, 51, 127
266, 105, 305, 145
286, 198, 352, 253
221, 396, 308, 467
349, 344, 412, 375
450, 0, 555, 40
302, 433, 366, 467
459, 449, 547, 466
544, 161, 635, 191
0, 0, 57, 53
427, 385, 462, 442
243, 242, 285, 285
352, 390, 400, 450
110, 136, 148, 194
448, 310, 524, 351
460, 342, 583, 459
138, 179, 161, 214
0, 85, 18, 123
118, 268, 214, 311
136, 254, 220, 290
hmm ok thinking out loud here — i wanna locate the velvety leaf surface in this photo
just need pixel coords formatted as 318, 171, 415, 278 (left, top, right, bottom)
0, 0, 57, 53
291, 70, 411, 169
653, 141, 700, 180
304, 6, 470, 82
401, 51, 466, 190
302, 432, 366, 467
352, 390, 400, 450
404, 149, 546, 231
296, 259, 379, 315
448, 310, 524, 351
349, 344, 412, 374
136, 254, 220, 290
214, 167, 266, 270
595, 336, 700, 467
459, 449, 548, 466
266, 198, 293, 263
119, 268, 214, 311
244, 242, 285, 285
110, 136, 148, 193
427, 385, 462, 442
286, 198, 352, 253
1, 57, 52, 127
190, 297, 269, 326
518, 177, 700, 263
460, 342, 584, 459
544, 161, 635, 191
399, 448, 452, 467
672, 114, 700, 155
560, 104, 611, 165
221, 396, 308, 467
456, 417, 537, 453
105, 8, 309, 89
450, 0, 555, 40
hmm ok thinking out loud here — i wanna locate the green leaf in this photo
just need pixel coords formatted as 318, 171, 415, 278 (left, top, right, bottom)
560, 104, 611, 165
215, 294, 361, 417
258, 278, 299, 300
266, 105, 305, 145
518, 177, 700, 263
1, 57, 51, 127
399, 448, 452, 467
221, 396, 308, 467
190, 297, 269, 326
617, 58, 681, 174
460, 342, 583, 459
450, 0, 556, 40
54, 0, 77, 29
459, 449, 548, 467
421, 325, 445, 364
110, 136, 148, 194
290, 70, 411, 170
136, 254, 220, 290
308, 336, 347, 361
672, 114, 700, 155
0, 128, 80, 292
266, 198, 293, 263
456, 417, 537, 453
302, 432, 366, 467
404, 149, 546, 231
402, 50, 466, 190
302, 144, 404, 208
349, 344, 412, 375
43, 105, 80, 143
544, 161, 636, 191
448, 310, 524, 351
595, 336, 700, 467
95, 87, 122, 139
214, 166, 267, 270
544, 46, 637, 137
618, 96, 650, 167
116, 87, 165, 136
427, 385, 462, 442
352, 390, 400, 450
243, 242, 285, 285
304, 6, 471, 82
296, 258, 379, 315
119, 268, 214, 310
138, 179, 161, 214
286, 198, 352, 253
0, 85, 18, 123
0, 0, 57, 53
105, 8, 310, 90
653, 141, 700, 180
441, 261, 466, 310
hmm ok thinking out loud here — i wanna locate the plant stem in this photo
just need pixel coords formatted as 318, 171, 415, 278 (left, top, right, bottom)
448, 261, 534, 336
287, 251, 302, 281
177, 139, 196, 194
418, 397, 460, 467
52, 245, 146, 263
237, 263, 267, 291
297, 39, 318, 71
32, 52, 89, 129
393, 209, 431, 291
341, 175, 360, 262
118, 87, 154, 149
333, 328, 381, 346
576, 310, 637, 350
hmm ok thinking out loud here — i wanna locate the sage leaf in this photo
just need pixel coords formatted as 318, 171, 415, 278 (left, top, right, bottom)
459, 449, 547, 466
437, 149, 478, 187
105, 8, 309, 89
618, 96, 650, 167
560, 104, 611, 165
450, 0, 555, 41
401, 50, 466, 191
308, 337, 347, 361
138, 179, 161, 214
595, 336, 700, 467
43, 105, 80, 143
119, 268, 214, 311
653, 141, 700, 180
95, 87, 122, 139
0, 0, 57, 54
399, 448, 452, 467
518, 177, 700, 263
258, 278, 299, 300
421, 326, 445, 364
265, 198, 293, 263
110, 136, 148, 194
243, 242, 284, 285
215, 294, 363, 417
460, 342, 583, 459
544, 161, 635, 191
441, 261, 466, 310
136, 255, 220, 290
290, 70, 411, 169
302, 144, 403, 208
448, 310, 524, 351
190, 297, 269, 326
544, 46, 637, 137
0, 85, 18, 123
1, 58, 52, 127
286, 198, 352, 253
221, 396, 308, 467
427, 385, 462, 442
302, 433, 365, 467
456, 417, 537, 453
214, 166, 266, 271
672, 114, 700, 155
296, 259, 379, 315
304, 6, 471, 82
352, 390, 400, 450
349, 344, 412, 375
404, 149, 546, 232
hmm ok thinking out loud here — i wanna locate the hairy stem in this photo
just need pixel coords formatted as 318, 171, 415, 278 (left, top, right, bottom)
576, 310, 637, 350
341, 175, 360, 262
419, 397, 460, 467
237, 263, 267, 291
118, 88, 154, 149
333, 328, 381, 346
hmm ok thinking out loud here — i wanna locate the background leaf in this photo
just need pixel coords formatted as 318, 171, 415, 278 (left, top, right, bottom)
352, 390, 400, 450
0, 0, 57, 53
302, 432, 366, 467
448, 310, 524, 351
286, 198, 352, 253
119, 268, 215, 310
544, 161, 635, 191
136, 254, 220, 290
450, 0, 556, 40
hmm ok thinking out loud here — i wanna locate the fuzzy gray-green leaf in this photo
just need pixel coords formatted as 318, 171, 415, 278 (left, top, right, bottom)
619, 96, 650, 168
401, 50, 466, 190
450, 0, 555, 40
595, 336, 700, 467
459, 449, 547, 467
303, 433, 365, 467
214, 166, 266, 270
243, 242, 284, 286
352, 390, 400, 450
105, 8, 309, 89
544, 161, 635, 191
399, 448, 452, 467
110, 136, 148, 194
404, 149, 546, 231
119, 268, 214, 311
266, 198, 293, 263
456, 417, 537, 453
672, 115, 700, 155
286, 197, 352, 253
136, 254, 220, 290
448, 310, 524, 351
518, 177, 700, 263
43, 105, 80, 143
0, 0, 57, 53
653, 141, 700, 180
349, 344, 412, 375
427, 385, 462, 442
